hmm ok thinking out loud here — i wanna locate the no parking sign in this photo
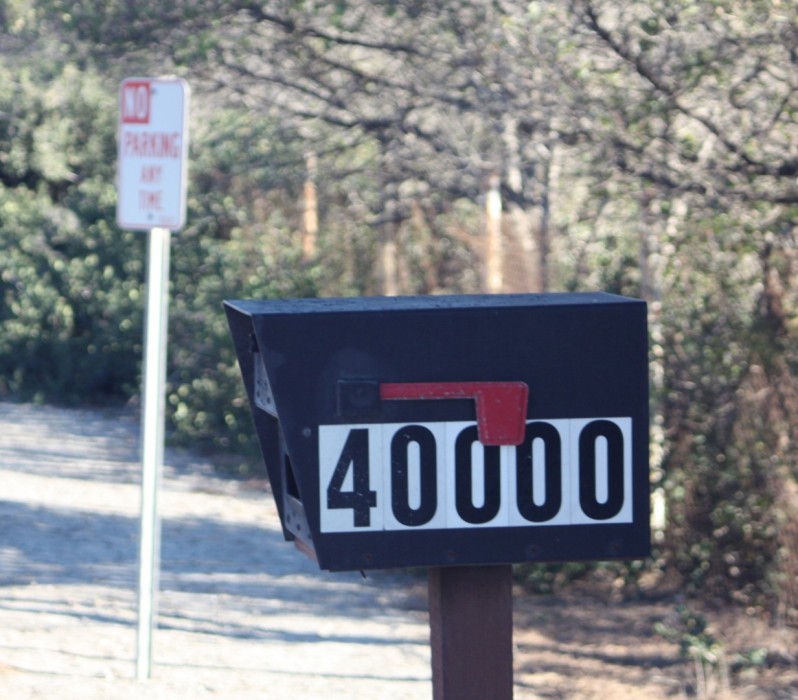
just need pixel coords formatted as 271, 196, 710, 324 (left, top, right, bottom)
117, 77, 189, 232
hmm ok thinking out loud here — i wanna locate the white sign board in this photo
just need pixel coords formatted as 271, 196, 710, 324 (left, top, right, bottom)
117, 77, 189, 231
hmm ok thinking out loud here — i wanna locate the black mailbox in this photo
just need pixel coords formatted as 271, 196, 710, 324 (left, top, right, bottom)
225, 293, 649, 571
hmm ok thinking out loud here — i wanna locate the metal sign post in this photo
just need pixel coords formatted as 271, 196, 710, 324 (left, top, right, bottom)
117, 76, 188, 681
136, 226, 171, 681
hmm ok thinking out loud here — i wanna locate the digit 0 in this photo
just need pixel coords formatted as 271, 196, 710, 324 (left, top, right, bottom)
578, 420, 624, 520
454, 425, 501, 524
515, 421, 562, 522
390, 425, 437, 526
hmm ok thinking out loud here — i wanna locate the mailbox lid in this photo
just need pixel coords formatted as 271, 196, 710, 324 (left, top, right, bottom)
230, 292, 647, 428
226, 291, 636, 316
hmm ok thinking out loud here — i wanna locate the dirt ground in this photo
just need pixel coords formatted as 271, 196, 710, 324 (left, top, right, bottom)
1, 401, 796, 699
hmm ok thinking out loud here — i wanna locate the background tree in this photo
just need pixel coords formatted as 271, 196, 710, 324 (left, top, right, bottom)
4, 0, 798, 619
567, 0, 798, 620
0, 10, 144, 401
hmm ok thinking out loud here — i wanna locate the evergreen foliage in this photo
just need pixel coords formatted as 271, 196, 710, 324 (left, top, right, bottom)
1, 0, 797, 619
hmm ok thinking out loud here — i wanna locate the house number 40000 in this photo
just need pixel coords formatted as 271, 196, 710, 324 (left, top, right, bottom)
318, 418, 633, 533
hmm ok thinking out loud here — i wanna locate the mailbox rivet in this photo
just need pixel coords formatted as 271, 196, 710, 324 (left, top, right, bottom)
302, 427, 312, 438
446, 550, 456, 562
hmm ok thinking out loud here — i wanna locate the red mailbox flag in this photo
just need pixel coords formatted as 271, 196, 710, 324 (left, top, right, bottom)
380, 382, 529, 446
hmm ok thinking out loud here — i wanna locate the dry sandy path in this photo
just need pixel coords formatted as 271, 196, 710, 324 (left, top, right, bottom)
0, 402, 433, 699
